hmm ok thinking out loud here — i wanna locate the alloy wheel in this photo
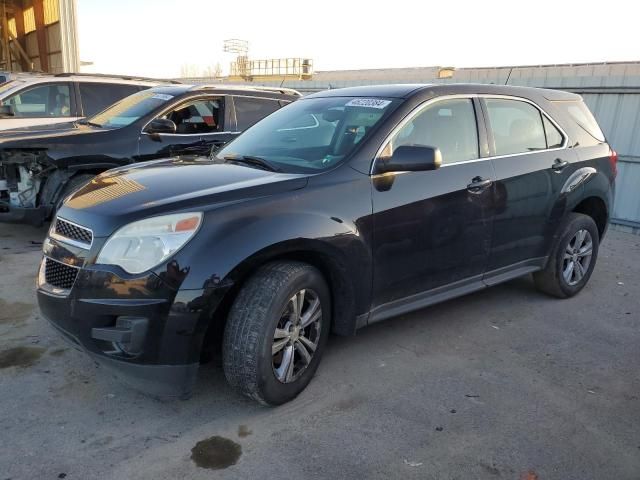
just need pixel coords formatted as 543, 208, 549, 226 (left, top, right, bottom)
562, 229, 593, 286
272, 288, 322, 383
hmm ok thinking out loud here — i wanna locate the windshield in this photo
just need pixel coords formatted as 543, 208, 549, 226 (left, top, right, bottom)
88, 90, 175, 128
216, 96, 400, 173
0, 80, 25, 96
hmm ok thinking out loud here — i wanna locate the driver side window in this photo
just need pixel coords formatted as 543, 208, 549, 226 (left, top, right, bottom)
163, 98, 223, 134
383, 98, 479, 165
3, 83, 72, 118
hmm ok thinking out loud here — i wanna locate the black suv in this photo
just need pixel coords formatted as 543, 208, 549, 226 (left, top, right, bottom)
0, 84, 300, 224
37, 84, 616, 405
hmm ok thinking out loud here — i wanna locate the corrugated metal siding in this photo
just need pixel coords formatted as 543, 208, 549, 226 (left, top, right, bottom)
187, 62, 640, 228
613, 158, 640, 225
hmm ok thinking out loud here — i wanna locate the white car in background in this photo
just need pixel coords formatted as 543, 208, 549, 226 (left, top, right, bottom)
0, 73, 174, 130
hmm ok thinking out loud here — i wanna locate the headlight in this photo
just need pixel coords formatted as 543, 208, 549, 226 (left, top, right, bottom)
96, 213, 202, 274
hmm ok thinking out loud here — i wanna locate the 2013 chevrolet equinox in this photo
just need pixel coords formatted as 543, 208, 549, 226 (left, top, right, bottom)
37, 84, 616, 405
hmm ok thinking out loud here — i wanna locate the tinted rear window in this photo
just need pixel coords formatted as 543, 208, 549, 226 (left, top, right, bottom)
80, 83, 144, 116
485, 98, 546, 155
554, 100, 605, 142
234, 97, 281, 130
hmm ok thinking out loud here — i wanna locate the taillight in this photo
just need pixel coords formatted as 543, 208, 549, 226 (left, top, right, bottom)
609, 148, 618, 179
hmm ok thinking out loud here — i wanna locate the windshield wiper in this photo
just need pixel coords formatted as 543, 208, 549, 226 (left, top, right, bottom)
223, 155, 282, 172
78, 119, 103, 128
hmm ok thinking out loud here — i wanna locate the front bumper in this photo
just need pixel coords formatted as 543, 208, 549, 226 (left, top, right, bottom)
44, 312, 199, 398
0, 203, 50, 225
37, 259, 215, 399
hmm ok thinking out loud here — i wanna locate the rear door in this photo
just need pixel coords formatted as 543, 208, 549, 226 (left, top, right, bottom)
370, 97, 496, 311
481, 96, 576, 275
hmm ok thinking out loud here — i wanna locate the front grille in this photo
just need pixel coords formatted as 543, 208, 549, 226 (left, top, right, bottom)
54, 218, 93, 246
44, 258, 79, 290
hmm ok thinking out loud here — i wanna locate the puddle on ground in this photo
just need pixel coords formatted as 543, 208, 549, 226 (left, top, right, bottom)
191, 436, 242, 470
0, 346, 46, 369
0, 299, 34, 325
237, 425, 252, 438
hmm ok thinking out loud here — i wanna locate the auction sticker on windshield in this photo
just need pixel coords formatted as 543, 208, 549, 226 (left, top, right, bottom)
345, 98, 392, 109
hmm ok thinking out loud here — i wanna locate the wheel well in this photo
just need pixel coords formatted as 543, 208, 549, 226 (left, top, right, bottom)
200, 248, 357, 361
573, 196, 608, 238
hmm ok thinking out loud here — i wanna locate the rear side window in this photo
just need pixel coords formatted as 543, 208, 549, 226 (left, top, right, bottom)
79, 83, 142, 117
485, 99, 546, 156
542, 116, 564, 148
2, 83, 72, 117
234, 97, 281, 130
388, 98, 479, 165
554, 100, 605, 142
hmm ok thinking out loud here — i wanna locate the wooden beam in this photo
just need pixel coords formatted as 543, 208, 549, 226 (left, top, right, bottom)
13, 4, 30, 71
33, 0, 49, 71
1, 3, 12, 70
8, 31, 34, 69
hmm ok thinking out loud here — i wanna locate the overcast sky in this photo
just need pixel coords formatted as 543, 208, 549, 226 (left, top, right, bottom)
77, 0, 639, 78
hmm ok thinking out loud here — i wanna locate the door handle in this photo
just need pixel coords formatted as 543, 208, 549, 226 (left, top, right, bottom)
467, 176, 492, 193
552, 159, 569, 172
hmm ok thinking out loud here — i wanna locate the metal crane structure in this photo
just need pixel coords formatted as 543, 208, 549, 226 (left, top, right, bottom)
224, 38, 313, 82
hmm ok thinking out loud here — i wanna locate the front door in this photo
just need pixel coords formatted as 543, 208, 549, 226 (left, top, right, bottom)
138, 96, 231, 160
371, 97, 495, 311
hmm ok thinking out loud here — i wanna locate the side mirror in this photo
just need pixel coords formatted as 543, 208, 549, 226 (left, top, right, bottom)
376, 145, 442, 174
144, 118, 176, 135
0, 104, 15, 117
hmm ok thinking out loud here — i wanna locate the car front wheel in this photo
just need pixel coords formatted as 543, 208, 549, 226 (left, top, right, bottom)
222, 261, 330, 405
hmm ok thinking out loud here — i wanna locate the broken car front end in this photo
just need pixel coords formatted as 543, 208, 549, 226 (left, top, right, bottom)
0, 150, 57, 225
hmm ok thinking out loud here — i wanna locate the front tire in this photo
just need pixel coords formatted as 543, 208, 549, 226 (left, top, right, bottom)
222, 261, 331, 405
534, 213, 600, 298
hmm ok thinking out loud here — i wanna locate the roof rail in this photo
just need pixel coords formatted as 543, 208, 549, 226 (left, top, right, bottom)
53, 72, 182, 84
192, 84, 302, 96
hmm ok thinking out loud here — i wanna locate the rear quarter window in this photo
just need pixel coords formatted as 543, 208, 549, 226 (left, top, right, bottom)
553, 100, 605, 143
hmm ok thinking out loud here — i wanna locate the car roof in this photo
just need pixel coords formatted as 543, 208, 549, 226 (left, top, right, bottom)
306, 84, 431, 99
0, 73, 175, 87
148, 84, 302, 99
306, 83, 581, 102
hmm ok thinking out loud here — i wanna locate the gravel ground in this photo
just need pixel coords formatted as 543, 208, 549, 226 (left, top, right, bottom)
0, 223, 639, 480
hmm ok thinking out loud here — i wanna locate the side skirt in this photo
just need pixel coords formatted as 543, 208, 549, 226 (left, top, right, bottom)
363, 257, 547, 328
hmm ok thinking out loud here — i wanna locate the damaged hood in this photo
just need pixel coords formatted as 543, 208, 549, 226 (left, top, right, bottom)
0, 121, 110, 149
58, 157, 309, 236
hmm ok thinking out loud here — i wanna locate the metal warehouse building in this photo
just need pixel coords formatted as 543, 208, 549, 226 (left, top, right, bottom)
0, 0, 79, 73
209, 61, 640, 233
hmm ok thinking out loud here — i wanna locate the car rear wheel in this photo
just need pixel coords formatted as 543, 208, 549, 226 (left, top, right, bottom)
222, 261, 330, 405
534, 213, 600, 298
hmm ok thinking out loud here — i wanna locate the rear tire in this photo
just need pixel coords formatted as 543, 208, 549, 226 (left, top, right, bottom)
534, 213, 599, 298
222, 261, 331, 405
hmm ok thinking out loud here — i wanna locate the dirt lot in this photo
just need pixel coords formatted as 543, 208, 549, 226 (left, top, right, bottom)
0, 223, 639, 480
